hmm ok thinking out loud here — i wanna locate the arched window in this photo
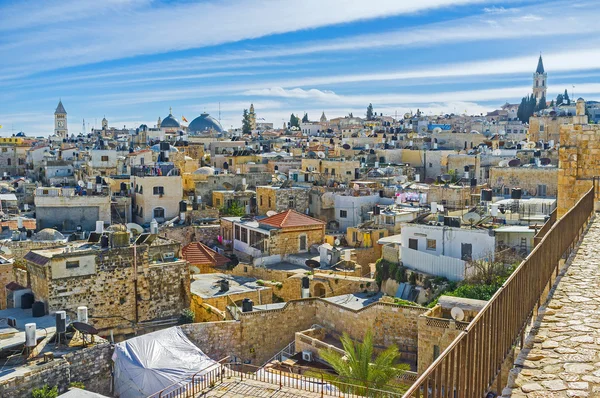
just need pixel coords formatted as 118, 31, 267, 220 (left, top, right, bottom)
154, 207, 165, 219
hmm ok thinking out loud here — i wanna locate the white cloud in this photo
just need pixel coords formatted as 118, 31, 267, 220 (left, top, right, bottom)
0, 0, 487, 77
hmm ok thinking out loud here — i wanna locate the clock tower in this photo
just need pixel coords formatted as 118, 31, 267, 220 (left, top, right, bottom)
54, 100, 68, 137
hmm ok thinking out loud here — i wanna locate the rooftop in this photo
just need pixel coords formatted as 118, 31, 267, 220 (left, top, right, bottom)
322, 292, 383, 311
190, 273, 268, 299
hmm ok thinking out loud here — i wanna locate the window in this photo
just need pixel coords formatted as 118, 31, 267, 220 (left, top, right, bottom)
101, 155, 109, 161
153, 186, 164, 195
340, 210, 347, 218
503, 187, 510, 196
539, 125, 545, 132
461, 243, 472, 261
537, 184, 547, 197
7, 159, 10, 166
260, 196, 263, 206
268, 197, 272, 208
299, 235, 307, 251
66, 260, 80, 269
408, 238, 418, 250
352, 231, 358, 242
139, 207, 143, 217
324, 168, 329, 174
426, 239, 437, 251
240, 227, 248, 243
379, 232, 385, 239
346, 171, 352, 175
235, 225, 241, 240
153, 207, 165, 219
331, 169, 335, 175
18, 158, 24, 165
215, 198, 221, 207
43, 189, 49, 195
288, 196, 295, 209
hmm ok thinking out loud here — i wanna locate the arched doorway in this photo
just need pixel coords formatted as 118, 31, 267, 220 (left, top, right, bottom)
313, 282, 326, 298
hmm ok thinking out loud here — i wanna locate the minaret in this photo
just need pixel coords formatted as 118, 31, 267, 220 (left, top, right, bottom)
157, 116, 162, 128
320, 111, 327, 123
101, 116, 108, 130
54, 100, 68, 138
533, 55, 547, 104
249, 104, 257, 130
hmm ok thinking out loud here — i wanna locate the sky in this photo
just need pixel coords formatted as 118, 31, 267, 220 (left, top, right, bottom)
1, 0, 599, 136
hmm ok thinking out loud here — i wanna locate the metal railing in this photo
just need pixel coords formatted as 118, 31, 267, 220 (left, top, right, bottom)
402, 186, 595, 397
533, 208, 557, 247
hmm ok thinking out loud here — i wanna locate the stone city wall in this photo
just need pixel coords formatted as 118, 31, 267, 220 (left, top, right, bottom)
0, 343, 113, 398
489, 166, 558, 197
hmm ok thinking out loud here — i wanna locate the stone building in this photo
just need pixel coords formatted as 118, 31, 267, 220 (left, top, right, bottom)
23, 230, 190, 338
489, 166, 558, 197
131, 162, 182, 224
256, 185, 310, 215
557, 98, 600, 216
34, 187, 111, 232
300, 157, 360, 183
0, 137, 29, 177
227, 210, 325, 259
212, 189, 255, 211
528, 114, 571, 143
195, 172, 272, 206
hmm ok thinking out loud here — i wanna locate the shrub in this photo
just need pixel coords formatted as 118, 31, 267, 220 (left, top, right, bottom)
69, 382, 85, 389
409, 272, 417, 285
32, 385, 58, 398
178, 308, 195, 325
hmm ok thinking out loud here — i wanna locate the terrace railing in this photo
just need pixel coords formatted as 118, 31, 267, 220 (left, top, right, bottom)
402, 187, 595, 397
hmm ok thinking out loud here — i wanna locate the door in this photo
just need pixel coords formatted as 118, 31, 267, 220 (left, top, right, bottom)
461, 243, 472, 261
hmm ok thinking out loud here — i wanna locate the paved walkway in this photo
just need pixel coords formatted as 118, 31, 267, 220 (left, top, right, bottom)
505, 216, 600, 397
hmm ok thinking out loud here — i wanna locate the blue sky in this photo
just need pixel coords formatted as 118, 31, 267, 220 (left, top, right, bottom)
1, 0, 599, 136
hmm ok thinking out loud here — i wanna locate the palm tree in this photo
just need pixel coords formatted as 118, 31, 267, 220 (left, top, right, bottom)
317, 329, 409, 396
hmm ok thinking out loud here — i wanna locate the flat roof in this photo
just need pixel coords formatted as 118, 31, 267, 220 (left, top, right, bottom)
378, 234, 402, 245
322, 292, 383, 311
190, 273, 267, 299
494, 225, 536, 233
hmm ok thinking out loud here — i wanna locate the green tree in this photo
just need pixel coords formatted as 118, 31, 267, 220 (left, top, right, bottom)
536, 94, 547, 112
289, 114, 300, 128
302, 113, 309, 123
366, 103, 374, 121
550, 99, 555, 107
32, 385, 59, 398
348, 112, 354, 118
317, 329, 408, 396
556, 94, 564, 106
221, 200, 246, 216
242, 109, 252, 134
564, 89, 570, 105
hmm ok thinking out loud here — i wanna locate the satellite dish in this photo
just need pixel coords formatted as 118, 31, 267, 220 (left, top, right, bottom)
440, 174, 452, 183
498, 160, 509, 167
342, 144, 351, 150
407, 132, 418, 139
126, 223, 144, 234
462, 212, 481, 225
470, 130, 480, 134
78, 180, 85, 187
334, 239, 341, 246
451, 307, 465, 321
222, 182, 233, 190
540, 157, 551, 166
275, 174, 287, 182
404, 113, 411, 119
432, 127, 442, 134
317, 151, 325, 159
266, 211, 278, 217
305, 259, 320, 269
508, 159, 521, 167
525, 141, 536, 149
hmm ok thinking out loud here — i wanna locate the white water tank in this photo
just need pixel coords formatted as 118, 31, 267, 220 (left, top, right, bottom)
491, 204, 499, 217
95, 221, 104, 234
415, 174, 420, 182
77, 306, 88, 323
431, 202, 438, 213
374, 161, 379, 168
25, 323, 36, 347
17, 217, 23, 229
150, 219, 159, 235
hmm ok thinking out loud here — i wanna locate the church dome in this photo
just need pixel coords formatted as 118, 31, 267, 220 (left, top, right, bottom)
161, 113, 180, 128
188, 113, 223, 133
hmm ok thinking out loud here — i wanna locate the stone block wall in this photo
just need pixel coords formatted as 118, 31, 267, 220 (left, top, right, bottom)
558, 123, 600, 216
417, 312, 464, 373
489, 166, 558, 197
0, 262, 12, 309
0, 343, 113, 398
180, 321, 243, 361
268, 226, 325, 256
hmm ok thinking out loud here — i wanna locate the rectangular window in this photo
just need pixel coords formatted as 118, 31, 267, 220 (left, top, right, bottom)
268, 197, 272, 208
299, 235, 307, 251
340, 210, 347, 218
240, 227, 248, 243
426, 239, 437, 251
352, 231, 358, 242
379, 232, 385, 239
153, 186, 164, 195
537, 184, 547, 197
260, 196, 263, 206
288, 197, 295, 209
235, 225, 241, 240
346, 171, 352, 175
324, 168, 329, 174
408, 238, 418, 250
66, 261, 80, 269
101, 155, 109, 161
461, 243, 473, 261
331, 169, 335, 175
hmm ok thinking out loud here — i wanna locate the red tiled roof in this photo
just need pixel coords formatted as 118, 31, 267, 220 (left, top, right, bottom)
182, 242, 231, 267
1, 219, 36, 230
259, 209, 325, 229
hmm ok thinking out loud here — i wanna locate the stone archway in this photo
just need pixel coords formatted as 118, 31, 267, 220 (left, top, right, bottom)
313, 282, 326, 298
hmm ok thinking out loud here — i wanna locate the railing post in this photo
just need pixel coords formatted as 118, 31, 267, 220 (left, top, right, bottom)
279, 369, 283, 389
321, 374, 324, 398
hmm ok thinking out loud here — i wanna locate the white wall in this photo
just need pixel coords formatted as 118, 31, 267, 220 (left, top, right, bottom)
334, 194, 380, 231
400, 224, 495, 261
400, 247, 467, 281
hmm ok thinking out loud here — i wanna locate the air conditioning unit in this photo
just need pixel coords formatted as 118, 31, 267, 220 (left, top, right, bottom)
302, 351, 313, 362
7, 317, 16, 327
163, 252, 175, 260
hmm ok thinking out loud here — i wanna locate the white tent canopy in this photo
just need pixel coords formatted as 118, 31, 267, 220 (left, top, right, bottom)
112, 326, 218, 398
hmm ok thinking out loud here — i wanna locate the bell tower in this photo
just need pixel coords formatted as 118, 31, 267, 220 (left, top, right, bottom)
533, 55, 547, 104
54, 100, 68, 137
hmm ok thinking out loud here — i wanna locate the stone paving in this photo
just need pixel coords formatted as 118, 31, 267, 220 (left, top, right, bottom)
504, 216, 600, 397
196, 377, 325, 397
